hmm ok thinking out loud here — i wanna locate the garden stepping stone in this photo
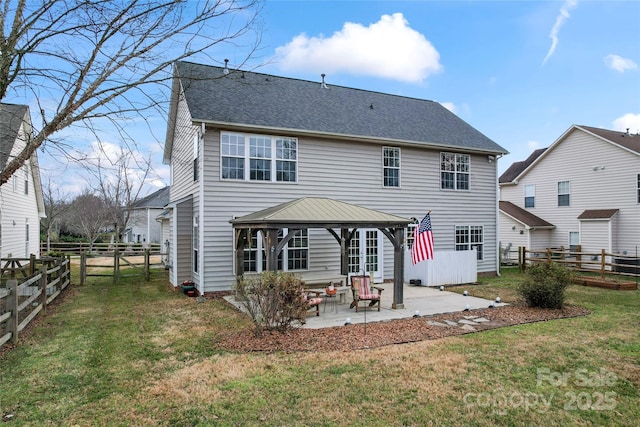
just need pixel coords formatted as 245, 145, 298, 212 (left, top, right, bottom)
444, 320, 459, 326
459, 324, 477, 331
458, 319, 479, 325
463, 316, 479, 320
427, 321, 449, 327
473, 317, 490, 323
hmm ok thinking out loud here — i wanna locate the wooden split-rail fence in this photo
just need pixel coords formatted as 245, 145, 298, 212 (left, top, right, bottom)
0, 256, 71, 350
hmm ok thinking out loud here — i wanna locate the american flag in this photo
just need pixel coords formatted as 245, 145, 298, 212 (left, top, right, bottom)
411, 213, 434, 264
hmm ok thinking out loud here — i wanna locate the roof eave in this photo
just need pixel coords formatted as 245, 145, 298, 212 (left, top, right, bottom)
195, 119, 508, 155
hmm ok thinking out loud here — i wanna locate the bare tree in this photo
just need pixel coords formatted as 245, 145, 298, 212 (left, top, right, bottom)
0, 0, 262, 185
65, 191, 111, 249
84, 146, 152, 243
41, 176, 72, 252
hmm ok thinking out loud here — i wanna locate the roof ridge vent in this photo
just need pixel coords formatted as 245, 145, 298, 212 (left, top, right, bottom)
223, 59, 229, 75
321, 73, 329, 89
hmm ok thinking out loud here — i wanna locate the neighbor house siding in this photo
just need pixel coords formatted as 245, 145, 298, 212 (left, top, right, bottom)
500, 129, 640, 254
0, 126, 41, 258
198, 129, 499, 292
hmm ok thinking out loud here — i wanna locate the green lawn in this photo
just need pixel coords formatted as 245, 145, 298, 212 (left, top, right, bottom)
0, 268, 638, 426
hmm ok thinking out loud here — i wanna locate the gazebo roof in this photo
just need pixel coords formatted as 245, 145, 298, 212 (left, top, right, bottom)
230, 197, 412, 228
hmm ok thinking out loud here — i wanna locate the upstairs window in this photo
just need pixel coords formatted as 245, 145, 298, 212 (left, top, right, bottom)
558, 181, 570, 206
193, 134, 199, 181
524, 184, 535, 208
441, 153, 470, 190
222, 132, 297, 182
383, 146, 400, 187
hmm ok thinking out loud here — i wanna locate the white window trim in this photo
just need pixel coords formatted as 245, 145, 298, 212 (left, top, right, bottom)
382, 146, 400, 188
558, 180, 570, 206
455, 225, 484, 260
242, 228, 309, 273
524, 184, 535, 208
221, 131, 298, 183
440, 152, 470, 190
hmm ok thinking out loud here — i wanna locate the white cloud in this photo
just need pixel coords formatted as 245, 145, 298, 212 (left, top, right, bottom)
528, 140, 540, 151
274, 13, 442, 83
612, 113, 640, 134
542, 0, 578, 66
440, 102, 456, 113
604, 54, 637, 73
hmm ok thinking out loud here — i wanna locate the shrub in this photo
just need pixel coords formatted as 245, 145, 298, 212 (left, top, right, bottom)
518, 262, 574, 309
235, 271, 308, 335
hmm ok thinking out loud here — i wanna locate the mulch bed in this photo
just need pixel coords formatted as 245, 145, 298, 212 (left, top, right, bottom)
216, 305, 591, 353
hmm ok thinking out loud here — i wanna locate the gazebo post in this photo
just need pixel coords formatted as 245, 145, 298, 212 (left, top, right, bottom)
392, 227, 405, 309
264, 228, 279, 271
340, 228, 350, 276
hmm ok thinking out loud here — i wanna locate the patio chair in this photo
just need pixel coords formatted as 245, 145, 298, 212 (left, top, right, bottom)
349, 275, 383, 312
303, 289, 323, 316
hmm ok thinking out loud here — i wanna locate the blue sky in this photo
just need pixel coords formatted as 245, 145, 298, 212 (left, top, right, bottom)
38, 0, 640, 196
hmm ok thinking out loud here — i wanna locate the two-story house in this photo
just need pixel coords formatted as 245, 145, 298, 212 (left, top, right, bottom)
124, 186, 170, 244
499, 124, 640, 258
0, 103, 45, 259
163, 61, 508, 296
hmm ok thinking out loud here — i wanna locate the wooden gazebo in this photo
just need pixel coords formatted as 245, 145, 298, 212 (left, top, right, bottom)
230, 197, 412, 309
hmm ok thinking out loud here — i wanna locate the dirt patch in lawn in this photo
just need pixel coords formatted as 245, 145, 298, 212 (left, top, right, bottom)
216, 305, 590, 353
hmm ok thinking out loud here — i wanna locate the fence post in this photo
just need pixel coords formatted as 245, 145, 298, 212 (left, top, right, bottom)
144, 249, 150, 281
29, 253, 36, 275
7, 279, 18, 345
114, 248, 120, 285
576, 245, 582, 270
40, 265, 48, 313
600, 249, 606, 278
80, 251, 86, 286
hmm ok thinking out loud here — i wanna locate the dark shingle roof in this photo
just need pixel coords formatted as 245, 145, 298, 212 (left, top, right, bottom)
499, 201, 555, 228
577, 209, 619, 220
579, 125, 640, 154
499, 148, 546, 184
174, 61, 508, 154
133, 186, 170, 209
0, 103, 29, 167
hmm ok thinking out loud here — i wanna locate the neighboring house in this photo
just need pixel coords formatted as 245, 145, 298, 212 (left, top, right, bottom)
499, 124, 640, 258
163, 61, 508, 294
0, 103, 45, 259
124, 186, 170, 244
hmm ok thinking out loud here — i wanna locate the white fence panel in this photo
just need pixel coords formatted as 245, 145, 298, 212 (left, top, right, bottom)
404, 250, 477, 286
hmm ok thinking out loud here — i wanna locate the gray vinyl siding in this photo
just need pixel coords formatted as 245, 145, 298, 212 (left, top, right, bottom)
198, 130, 499, 292
500, 128, 640, 255
169, 92, 199, 202
174, 198, 193, 286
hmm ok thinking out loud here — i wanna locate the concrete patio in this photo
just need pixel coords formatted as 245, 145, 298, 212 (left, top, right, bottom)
224, 282, 506, 329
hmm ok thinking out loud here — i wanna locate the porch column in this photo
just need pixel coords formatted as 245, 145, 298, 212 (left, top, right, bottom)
234, 229, 247, 289
392, 227, 405, 309
340, 228, 350, 276
264, 228, 279, 271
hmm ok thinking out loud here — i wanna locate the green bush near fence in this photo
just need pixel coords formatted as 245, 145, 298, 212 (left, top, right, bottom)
518, 262, 574, 308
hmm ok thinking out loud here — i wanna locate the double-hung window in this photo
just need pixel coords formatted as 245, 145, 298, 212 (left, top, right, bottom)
222, 132, 297, 182
524, 184, 535, 208
637, 174, 640, 203
383, 147, 400, 187
455, 225, 484, 260
193, 215, 199, 273
193, 134, 199, 181
558, 181, 570, 206
441, 152, 470, 190
242, 229, 308, 272
23, 164, 29, 195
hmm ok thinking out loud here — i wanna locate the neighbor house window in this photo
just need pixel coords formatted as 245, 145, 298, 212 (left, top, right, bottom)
441, 152, 470, 190
193, 215, 199, 273
221, 132, 297, 182
455, 225, 484, 260
23, 164, 29, 195
383, 146, 400, 187
558, 181, 570, 206
569, 231, 580, 252
193, 134, 199, 181
524, 184, 535, 208
242, 229, 308, 272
